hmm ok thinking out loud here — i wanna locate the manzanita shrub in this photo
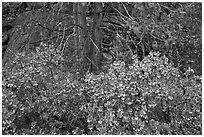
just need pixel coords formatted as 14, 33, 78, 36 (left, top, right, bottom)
83, 52, 202, 135
2, 43, 202, 135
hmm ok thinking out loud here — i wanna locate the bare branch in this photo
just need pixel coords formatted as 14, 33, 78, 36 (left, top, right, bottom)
121, 2, 133, 20
59, 25, 66, 49
60, 31, 75, 54
90, 38, 100, 52
87, 56, 99, 70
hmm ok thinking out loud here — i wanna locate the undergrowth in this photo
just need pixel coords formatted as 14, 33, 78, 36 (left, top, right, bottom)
2, 43, 202, 135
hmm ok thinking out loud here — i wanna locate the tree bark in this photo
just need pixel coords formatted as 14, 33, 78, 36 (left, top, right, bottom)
89, 2, 103, 73
73, 3, 79, 54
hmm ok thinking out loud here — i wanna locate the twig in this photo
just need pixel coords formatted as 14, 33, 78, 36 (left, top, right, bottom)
117, 33, 134, 43
121, 2, 133, 20
127, 33, 137, 49
60, 31, 75, 55
36, 21, 54, 32
158, 3, 177, 13
7, 49, 24, 69
36, 20, 74, 32
56, 23, 62, 43
59, 25, 66, 49
112, 5, 129, 21
116, 33, 133, 56
8, 49, 17, 57
87, 56, 99, 70
90, 38, 100, 52
57, 2, 63, 16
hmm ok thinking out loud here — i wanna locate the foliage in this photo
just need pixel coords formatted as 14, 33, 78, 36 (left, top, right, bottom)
2, 43, 88, 134
132, 2, 202, 75
101, 2, 201, 75
3, 2, 201, 77
83, 51, 202, 135
2, 38, 202, 134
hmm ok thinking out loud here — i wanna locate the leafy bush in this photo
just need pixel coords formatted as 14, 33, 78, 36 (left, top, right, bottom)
83, 52, 202, 135
2, 43, 88, 134
2, 43, 201, 135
